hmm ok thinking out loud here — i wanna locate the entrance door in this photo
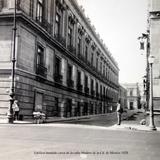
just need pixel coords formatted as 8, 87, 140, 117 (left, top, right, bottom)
35, 92, 43, 111
130, 102, 133, 110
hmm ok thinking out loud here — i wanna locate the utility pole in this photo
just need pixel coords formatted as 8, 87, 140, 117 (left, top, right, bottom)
8, 0, 17, 123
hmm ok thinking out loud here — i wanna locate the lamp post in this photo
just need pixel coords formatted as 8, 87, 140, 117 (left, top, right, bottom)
8, 0, 17, 123
148, 55, 156, 131
138, 32, 150, 111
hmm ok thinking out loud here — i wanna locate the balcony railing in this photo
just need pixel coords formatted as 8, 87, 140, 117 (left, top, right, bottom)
67, 79, 74, 88
54, 34, 66, 46
54, 73, 63, 83
77, 83, 83, 92
36, 64, 47, 78
35, 17, 53, 34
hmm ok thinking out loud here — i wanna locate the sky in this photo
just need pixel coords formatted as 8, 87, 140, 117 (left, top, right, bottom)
77, 0, 148, 84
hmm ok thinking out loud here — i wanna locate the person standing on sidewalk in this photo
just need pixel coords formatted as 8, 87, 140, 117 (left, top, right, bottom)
13, 100, 20, 120
116, 99, 123, 125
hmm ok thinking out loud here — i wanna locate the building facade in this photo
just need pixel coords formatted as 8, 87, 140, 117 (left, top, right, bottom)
119, 85, 127, 109
0, 0, 119, 120
122, 83, 141, 110
148, 0, 160, 110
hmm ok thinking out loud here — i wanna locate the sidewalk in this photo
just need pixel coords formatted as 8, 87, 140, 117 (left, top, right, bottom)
0, 110, 135, 124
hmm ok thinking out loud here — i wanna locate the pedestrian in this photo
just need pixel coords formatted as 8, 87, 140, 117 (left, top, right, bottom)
116, 99, 123, 125
13, 100, 19, 120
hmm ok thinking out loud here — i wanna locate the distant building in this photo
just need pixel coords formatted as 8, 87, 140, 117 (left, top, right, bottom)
122, 83, 141, 110
0, 0, 119, 120
148, 0, 160, 110
119, 85, 127, 109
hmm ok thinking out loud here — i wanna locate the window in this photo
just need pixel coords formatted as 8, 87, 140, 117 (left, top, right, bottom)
130, 90, 133, 96
85, 75, 88, 88
91, 79, 94, 90
77, 37, 81, 55
85, 45, 88, 60
100, 62, 102, 73
91, 52, 94, 66
103, 87, 105, 98
77, 70, 81, 85
55, 56, 61, 75
84, 75, 89, 94
36, 45, 47, 77
37, 45, 44, 66
96, 57, 98, 70
100, 85, 102, 97
77, 70, 83, 91
36, 0, 44, 23
96, 82, 99, 97
67, 64, 72, 80
91, 79, 94, 96
55, 13, 61, 35
54, 56, 62, 83
30, 0, 34, 17
68, 27, 72, 46
130, 102, 134, 110
67, 64, 74, 87
103, 65, 105, 75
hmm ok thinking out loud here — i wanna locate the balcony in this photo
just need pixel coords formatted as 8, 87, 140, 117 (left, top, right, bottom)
77, 84, 83, 92
36, 18, 53, 34
84, 87, 89, 95
54, 34, 66, 46
67, 79, 74, 88
54, 73, 63, 83
36, 64, 47, 78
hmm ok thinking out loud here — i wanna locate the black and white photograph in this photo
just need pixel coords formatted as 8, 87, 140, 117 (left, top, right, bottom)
0, 0, 160, 159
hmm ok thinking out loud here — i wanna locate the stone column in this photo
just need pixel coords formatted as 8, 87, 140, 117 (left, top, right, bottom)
81, 71, 84, 93
72, 65, 77, 90
88, 75, 91, 95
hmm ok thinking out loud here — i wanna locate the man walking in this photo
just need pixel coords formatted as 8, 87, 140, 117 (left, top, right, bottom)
116, 99, 123, 125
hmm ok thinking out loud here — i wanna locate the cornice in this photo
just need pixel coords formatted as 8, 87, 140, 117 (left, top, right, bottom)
68, 0, 119, 69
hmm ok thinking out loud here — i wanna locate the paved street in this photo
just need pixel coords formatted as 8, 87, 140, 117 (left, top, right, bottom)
0, 111, 160, 160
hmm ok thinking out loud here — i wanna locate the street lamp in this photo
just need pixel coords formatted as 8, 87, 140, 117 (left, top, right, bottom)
148, 55, 156, 131
7, 0, 17, 123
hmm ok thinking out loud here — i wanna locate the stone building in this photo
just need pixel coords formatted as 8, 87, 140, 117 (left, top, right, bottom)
122, 83, 141, 110
148, 0, 160, 110
119, 85, 127, 109
0, 0, 119, 120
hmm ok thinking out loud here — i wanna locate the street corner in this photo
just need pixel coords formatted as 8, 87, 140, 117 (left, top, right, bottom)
109, 123, 160, 132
